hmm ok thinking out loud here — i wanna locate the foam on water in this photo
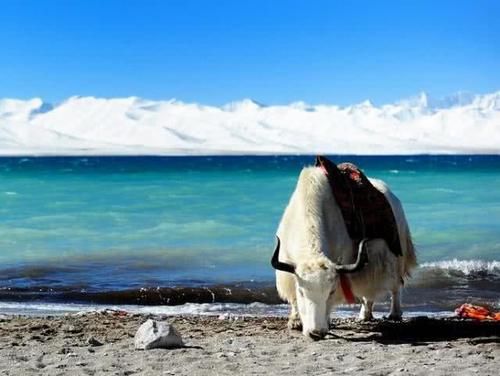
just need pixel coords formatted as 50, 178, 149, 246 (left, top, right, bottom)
0, 301, 290, 317
420, 259, 500, 275
0, 301, 453, 318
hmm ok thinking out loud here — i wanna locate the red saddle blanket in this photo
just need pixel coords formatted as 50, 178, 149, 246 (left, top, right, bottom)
315, 155, 402, 257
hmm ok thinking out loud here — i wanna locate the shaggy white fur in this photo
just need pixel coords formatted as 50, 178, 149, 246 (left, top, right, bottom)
275, 166, 417, 338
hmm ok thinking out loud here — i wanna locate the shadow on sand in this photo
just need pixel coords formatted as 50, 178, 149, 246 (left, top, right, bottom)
327, 317, 500, 345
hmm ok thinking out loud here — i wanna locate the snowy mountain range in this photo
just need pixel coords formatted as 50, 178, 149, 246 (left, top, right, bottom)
0, 91, 499, 155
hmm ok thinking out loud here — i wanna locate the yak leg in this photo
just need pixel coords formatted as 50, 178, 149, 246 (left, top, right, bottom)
388, 288, 402, 320
358, 298, 374, 321
277, 270, 301, 330
288, 300, 302, 330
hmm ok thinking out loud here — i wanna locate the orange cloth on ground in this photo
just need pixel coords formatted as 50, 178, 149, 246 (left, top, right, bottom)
455, 303, 500, 321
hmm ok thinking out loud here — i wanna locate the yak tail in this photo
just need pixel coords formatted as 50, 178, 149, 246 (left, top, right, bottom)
402, 229, 418, 280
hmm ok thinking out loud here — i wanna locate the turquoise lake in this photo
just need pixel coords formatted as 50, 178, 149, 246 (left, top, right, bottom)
0, 155, 499, 313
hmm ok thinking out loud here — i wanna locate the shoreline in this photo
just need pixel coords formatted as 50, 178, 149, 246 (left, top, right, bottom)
0, 300, 457, 319
1, 312, 498, 375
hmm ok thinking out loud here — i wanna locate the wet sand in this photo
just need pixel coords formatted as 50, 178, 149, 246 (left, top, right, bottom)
0, 312, 499, 375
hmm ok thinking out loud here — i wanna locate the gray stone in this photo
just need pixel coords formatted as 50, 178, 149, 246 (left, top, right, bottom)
134, 319, 183, 350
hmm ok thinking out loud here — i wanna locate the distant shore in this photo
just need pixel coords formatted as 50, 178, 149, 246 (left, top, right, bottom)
0, 312, 498, 376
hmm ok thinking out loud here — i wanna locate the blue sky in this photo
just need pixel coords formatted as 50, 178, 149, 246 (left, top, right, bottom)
0, 0, 499, 105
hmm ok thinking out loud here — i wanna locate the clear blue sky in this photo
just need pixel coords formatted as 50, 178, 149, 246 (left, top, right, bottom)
0, 0, 499, 105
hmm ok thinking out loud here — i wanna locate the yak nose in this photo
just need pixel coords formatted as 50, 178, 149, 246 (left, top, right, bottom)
308, 329, 327, 340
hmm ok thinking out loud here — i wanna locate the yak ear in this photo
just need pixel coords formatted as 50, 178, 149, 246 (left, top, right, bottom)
335, 239, 369, 274
271, 236, 296, 274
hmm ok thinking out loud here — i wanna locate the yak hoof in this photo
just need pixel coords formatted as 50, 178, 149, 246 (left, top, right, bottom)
287, 318, 302, 331
357, 314, 374, 322
386, 314, 402, 321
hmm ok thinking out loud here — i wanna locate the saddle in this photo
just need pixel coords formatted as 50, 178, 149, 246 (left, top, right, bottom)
315, 155, 402, 257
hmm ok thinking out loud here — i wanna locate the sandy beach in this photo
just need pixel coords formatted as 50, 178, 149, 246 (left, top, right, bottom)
0, 311, 498, 376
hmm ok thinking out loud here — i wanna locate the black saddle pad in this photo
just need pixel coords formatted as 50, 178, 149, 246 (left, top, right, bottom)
315, 155, 402, 257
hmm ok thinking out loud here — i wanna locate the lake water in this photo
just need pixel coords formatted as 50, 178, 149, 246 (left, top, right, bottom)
0, 155, 499, 316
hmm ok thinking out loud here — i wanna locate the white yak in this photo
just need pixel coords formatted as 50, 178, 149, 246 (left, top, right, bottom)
272, 164, 417, 340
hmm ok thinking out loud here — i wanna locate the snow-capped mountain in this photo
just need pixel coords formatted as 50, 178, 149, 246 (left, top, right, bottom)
0, 91, 499, 155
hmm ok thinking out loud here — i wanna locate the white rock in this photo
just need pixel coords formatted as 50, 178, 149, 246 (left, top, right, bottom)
134, 319, 183, 350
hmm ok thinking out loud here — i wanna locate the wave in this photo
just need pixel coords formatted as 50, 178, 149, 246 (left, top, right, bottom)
410, 260, 500, 287
0, 301, 455, 318
400, 260, 500, 311
0, 284, 281, 306
419, 259, 500, 275
0, 301, 289, 317
1, 259, 498, 312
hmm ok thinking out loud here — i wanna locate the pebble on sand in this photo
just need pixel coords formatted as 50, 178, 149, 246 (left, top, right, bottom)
86, 336, 104, 347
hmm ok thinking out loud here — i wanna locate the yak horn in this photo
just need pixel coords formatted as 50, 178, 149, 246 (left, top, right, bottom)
271, 236, 295, 274
335, 239, 369, 274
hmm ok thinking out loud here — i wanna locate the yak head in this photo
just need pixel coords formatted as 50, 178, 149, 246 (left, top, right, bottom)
271, 237, 368, 340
